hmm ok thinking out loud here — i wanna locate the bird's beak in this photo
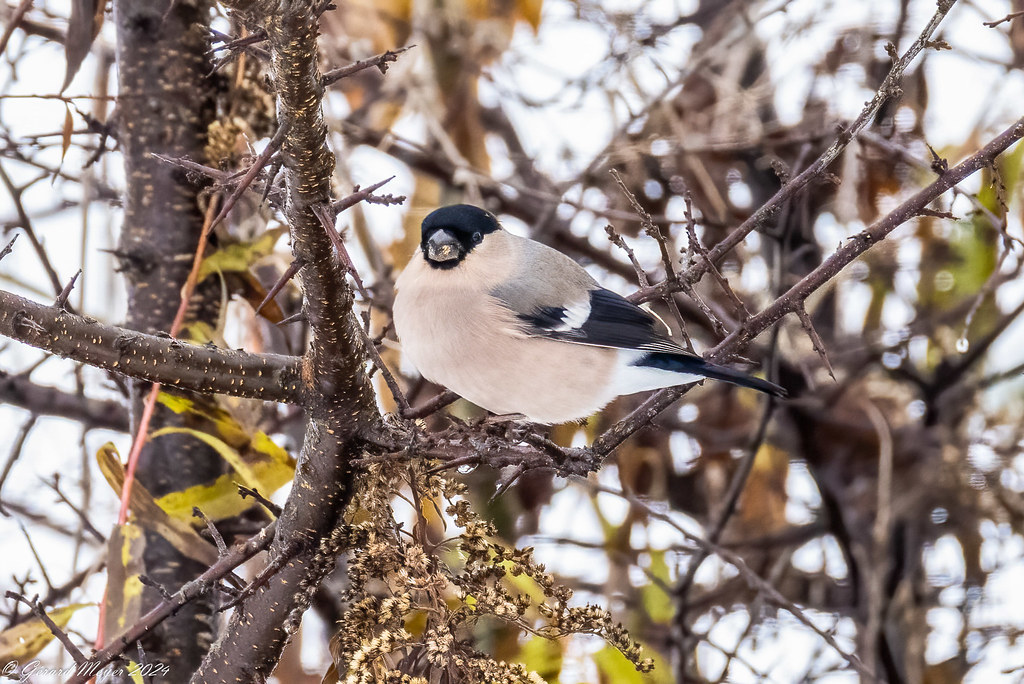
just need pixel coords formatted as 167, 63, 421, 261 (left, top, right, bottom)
425, 229, 463, 263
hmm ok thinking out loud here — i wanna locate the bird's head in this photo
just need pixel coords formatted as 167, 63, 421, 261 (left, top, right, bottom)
420, 204, 501, 269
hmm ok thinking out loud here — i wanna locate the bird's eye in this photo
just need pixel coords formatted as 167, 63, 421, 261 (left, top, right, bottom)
472, 231, 483, 244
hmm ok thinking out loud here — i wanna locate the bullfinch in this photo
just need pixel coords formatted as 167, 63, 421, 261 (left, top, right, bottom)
392, 204, 785, 424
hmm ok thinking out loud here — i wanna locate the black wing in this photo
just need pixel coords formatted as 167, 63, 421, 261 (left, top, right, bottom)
517, 288, 683, 353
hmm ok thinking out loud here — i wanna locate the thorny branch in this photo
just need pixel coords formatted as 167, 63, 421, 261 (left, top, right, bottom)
630, 0, 959, 305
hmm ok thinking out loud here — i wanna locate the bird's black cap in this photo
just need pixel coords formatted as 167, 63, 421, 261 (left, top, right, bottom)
421, 204, 500, 240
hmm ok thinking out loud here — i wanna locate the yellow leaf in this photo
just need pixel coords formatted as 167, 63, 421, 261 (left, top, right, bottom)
196, 227, 286, 283
104, 524, 146, 638
594, 645, 671, 684
639, 550, 673, 624
61, 106, 74, 165
95, 444, 219, 566
156, 392, 250, 447
150, 427, 260, 489
155, 432, 293, 522
0, 603, 91, 662
126, 660, 146, 684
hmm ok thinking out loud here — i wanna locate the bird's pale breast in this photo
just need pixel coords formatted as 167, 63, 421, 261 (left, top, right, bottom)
393, 253, 619, 423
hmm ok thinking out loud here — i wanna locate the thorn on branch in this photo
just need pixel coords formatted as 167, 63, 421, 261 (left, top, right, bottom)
193, 507, 229, 557
311, 201, 372, 301
54, 269, 81, 309
254, 258, 303, 317
208, 28, 268, 55
276, 311, 306, 327
135, 641, 154, 684
796, 305, 836, 382
0, 233, 17, 263
927, 144, 948, 174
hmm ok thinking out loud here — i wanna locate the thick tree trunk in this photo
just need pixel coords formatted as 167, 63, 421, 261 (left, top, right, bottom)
113, 0, 221, 677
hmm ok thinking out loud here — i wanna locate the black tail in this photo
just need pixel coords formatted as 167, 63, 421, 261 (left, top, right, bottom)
638, 351, 787, 398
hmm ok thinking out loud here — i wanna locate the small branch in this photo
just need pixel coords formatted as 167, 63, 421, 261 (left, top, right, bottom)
204, 122, 290, 239
0, 370, 123, 430
634, 0, 960, 304
44, 474, 105, 543
4, 591, 87, 664
0, 163, 68, 305
330, 176, 402, 214
321, 46, 414, 87
604, 224, 650, 287
0, 414, 36, 515
312, 201, 371, 300
795, 305, 836, 381
254, 258, 303, 317
64, 521, 277, 684
401, 390, 460, 419
193, 507, 228, 557
983, 9, 1024, 27
236, 484, 283, 517
592, 115, 1024, 458
582, 481, 879, 681
0, 0, 34, 57
218, 540, 302, 612
356, 323, 410, 413
0, 234, 17, 261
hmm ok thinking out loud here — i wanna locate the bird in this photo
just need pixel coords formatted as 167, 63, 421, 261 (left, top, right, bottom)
392, 204, 785, 424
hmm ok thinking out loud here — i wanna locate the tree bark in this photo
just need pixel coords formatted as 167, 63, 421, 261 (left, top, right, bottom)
112, 0, 221, 677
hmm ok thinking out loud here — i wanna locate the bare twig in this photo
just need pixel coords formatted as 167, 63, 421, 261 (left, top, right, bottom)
0, 414, 36, 515
236, 484, 283, 517
5, 591, 87, 664
321, 46, 414, 87
0, 0, 34, 57
64, 521, 277, 684
54, 268, 81, 309
581, 482, 879, 682
983, 9, 1024, 27
633, 0, 960, 305
796, 305, 836, 381
592, 115, 1024, 458
193, 507, 228, 557
402, 390, 460, 419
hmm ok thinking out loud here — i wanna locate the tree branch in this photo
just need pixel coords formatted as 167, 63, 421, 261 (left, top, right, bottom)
0, 369, 128, 431
192, 2, 381, 681
64, 522, 277, 684
0, 289, 305, 404
592, 115, 1024, 457
631, 0, 959, 305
